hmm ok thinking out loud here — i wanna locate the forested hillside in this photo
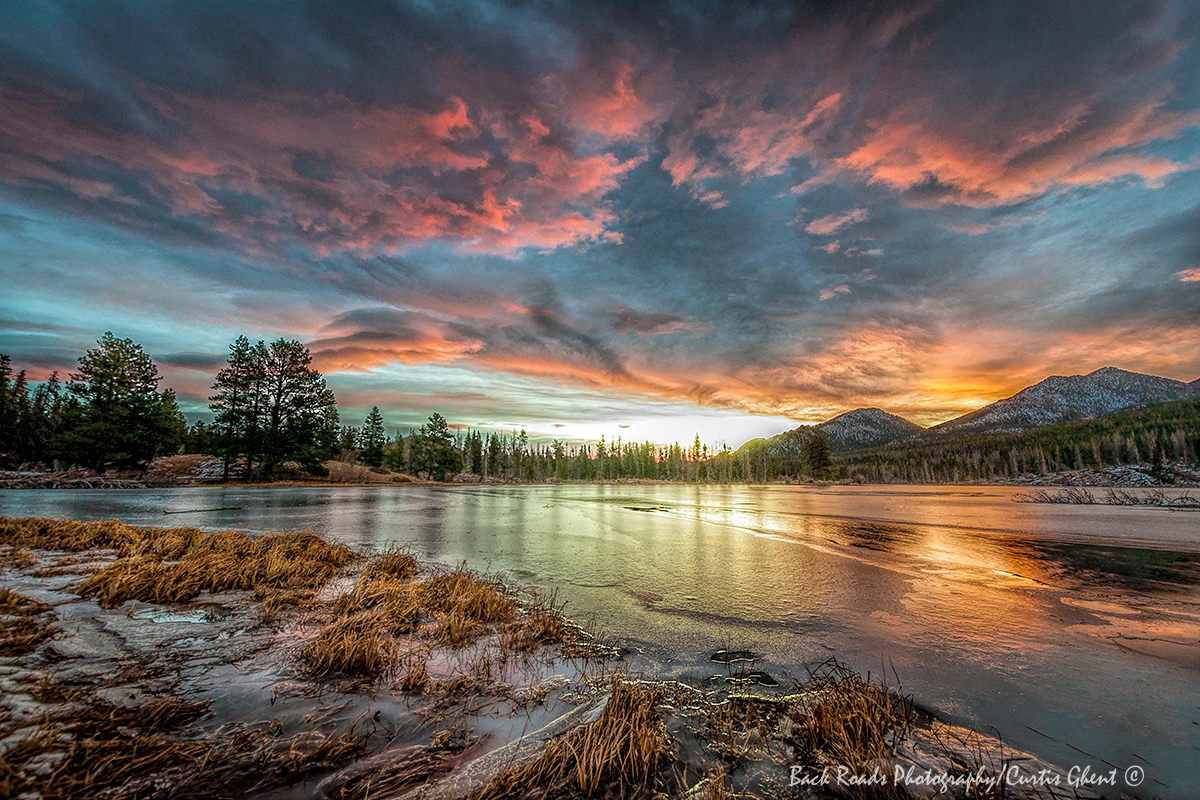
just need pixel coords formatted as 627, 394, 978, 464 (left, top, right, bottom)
839, 398, 1200, 483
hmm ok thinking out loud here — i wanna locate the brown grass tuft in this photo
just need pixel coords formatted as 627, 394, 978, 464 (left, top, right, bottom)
398, 654, 431, 693
70, 525, 355, 608
363, 548, 418, 582
777, 659, 914, 799
416, 569, 517, 624
333, 572, 420, 626
299, 608, 392, 677
501, 604, 567, 654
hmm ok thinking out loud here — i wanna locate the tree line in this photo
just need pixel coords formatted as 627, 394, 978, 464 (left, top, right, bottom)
836, 398, 1200, 484
11, 332, 1191, 484
4, 333, 817, 483
0, 335, 186, 470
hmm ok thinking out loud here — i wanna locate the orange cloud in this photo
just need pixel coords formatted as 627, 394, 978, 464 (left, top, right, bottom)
1174, 266, 1200, 282
836, 98, 1199, 206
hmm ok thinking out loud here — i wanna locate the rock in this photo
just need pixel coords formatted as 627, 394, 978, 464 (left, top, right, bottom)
395, 693, 611, 800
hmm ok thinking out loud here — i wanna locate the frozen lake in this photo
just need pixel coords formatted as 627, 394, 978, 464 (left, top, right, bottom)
3, 483, 1198, 797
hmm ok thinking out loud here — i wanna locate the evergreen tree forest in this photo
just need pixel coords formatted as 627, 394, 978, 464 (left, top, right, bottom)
838, 398, 1200, 484
3, 335, 1199, 484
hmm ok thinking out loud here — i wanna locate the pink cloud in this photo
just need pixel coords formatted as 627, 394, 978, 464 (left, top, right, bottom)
805, 208, 868, 236
0, 84, 638, 256
1175, 266, 1200, 283
818, 284, 851, 301
835, 96, 1199, 207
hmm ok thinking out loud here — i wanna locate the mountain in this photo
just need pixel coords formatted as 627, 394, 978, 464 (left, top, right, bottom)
816, 408, 926, 451
930, 366, 1199, 436
744, 407, 924, 458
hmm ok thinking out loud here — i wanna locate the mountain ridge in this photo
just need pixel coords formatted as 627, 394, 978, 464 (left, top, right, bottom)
751, 366, 1199, 456
928, 366, 1198, 436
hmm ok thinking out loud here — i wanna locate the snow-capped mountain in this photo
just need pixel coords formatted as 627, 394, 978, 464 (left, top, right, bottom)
929, 367, 1199, 436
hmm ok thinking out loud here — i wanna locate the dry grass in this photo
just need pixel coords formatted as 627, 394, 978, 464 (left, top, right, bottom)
775, 659, 914, 800
299, 608, 392, 677
363, 548, 418, 581
73, 527, 355, 608
0, 669, 365, 800
501, 592, 568, 655
0, 518, 356, 612
398, 653, 430, 693
330, 739, 476, 800
0, 544, 36, 569
309, 563, 525, 680
416, 569, 517, 624
792, 660, 912, 767
333, 570, 420, 624
469, 678, 670, 800
431, 609, 485, 647
702, 695, 775, 764
0, 688, 211, 800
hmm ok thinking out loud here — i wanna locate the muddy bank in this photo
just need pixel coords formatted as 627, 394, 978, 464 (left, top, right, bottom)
1, 517, 1097, 799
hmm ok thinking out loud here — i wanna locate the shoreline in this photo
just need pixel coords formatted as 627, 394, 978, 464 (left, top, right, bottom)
4, 473, 1198, 490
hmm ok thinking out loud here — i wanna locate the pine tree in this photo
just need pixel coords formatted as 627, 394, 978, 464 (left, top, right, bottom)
52, 333, 184, 469
209, 336, 265, 480
486, 433, 501, 477
806, 434, 833, 480
10, 371, 33, 464
29, 372, 62, 465
209, 337, 338, 477
359, 407, 386, 467
468, 430, 484, 476
407, 413, 462, 480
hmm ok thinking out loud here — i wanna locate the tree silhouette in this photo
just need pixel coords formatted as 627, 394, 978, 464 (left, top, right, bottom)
209, 337, 338, 477
359, 406, 386, 466
806, 434, 833, 480
408, 412, 462, 479
52, 333, 185, 469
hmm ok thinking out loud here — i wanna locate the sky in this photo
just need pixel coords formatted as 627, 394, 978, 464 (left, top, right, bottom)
2, 0, 1200, 448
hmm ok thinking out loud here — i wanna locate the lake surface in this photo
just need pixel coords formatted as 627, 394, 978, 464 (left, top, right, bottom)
3, 484, 1199, 797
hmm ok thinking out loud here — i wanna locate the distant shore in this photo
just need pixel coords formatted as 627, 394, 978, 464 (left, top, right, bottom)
3, 468, 1197, 491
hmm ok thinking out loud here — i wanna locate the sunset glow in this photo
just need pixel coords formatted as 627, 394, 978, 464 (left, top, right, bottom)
2, 1, 1199, 444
